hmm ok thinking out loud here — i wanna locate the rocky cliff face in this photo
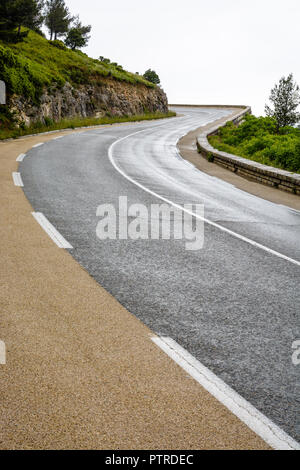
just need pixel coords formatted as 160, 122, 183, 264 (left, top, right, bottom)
9, 78, 169, 126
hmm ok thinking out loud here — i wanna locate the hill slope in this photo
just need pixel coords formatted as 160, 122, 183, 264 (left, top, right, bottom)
0, 31, 169, 132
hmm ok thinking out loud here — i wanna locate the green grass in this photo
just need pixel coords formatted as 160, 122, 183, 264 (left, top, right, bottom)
0, 30, 170, 137
208, 114, 300, 173
0, 111, 176, 140
0, 30, 156, 103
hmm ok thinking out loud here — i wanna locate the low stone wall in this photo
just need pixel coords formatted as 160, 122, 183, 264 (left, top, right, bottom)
196, 106, 300, 196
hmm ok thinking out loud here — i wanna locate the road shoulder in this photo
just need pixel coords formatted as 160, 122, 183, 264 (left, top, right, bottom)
0, 127, 270, 449
177, 111, 300, 211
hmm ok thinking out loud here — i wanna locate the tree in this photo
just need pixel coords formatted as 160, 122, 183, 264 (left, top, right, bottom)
44, 0, 72, 40
99, 57, 110, 64
265, 74, 300, 130
14, 0, 44, 36
143, 69, 160, 85
0, 0, 43, 41
64, 17, 91, 50
0, 1, 19, 35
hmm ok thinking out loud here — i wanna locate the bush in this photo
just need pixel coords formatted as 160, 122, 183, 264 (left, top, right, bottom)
261, 137, 300, 171
49, 40, 67, 51
43, 116, 54, 126
208, 114, 300, 173
0, 44, 44, 100
0, 105, 17, 129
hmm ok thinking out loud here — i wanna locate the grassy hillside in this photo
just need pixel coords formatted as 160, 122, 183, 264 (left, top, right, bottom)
0, 30, 155, 103
0, 30, 175, 139
208, 114, 300, 173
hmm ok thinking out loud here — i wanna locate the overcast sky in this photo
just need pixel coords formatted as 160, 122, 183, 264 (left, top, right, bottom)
63, 0, 300, 116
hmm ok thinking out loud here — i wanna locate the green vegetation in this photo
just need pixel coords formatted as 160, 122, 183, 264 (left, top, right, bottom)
0, 1, 169, 141
45, 0, 73, 41
0, 0, 44, 42
143, 69, 160, 85
0, 110, 176, 140
265, 74, 300, 130
65, 17, 91, 50
0, 30, 156, 103
208, 114, 300, 173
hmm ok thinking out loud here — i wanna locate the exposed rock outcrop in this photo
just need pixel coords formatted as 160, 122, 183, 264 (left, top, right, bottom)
9, 78, 169, 126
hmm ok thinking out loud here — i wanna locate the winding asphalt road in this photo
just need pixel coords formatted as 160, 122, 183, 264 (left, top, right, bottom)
20, 106, 300, 443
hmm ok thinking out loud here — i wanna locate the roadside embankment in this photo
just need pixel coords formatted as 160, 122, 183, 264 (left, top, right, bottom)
174, 106, 300, 210
0, 30, 169, 139
194, 106, 300, 196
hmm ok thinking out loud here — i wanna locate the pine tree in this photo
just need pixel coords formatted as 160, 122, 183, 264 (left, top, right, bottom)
45, 0, 72, 40
15, 0, 44, 36
0, 1, 18, 36
0, 0, 43, 41
64, 17, 91, 50
265, 74, 300, 130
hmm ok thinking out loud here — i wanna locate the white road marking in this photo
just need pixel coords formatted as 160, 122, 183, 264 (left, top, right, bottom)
152, 336, 300, 450
108, 128, 300, 267
12, 172, 24, 187
52, 136, 64, 140
0, 340, 6, 365
32, 143, 44, 148
31, 212, 73, 249
16, 153, 26, 162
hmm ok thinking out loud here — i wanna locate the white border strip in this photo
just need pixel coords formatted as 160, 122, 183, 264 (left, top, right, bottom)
152, 336, 300, 450
32, 212, 73, 249
12, 172, 24, 187
16, 153, 26, 162
108, 129, 300, 267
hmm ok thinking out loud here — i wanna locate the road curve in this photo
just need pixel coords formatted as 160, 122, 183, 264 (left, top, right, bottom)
20, 106, 300, 443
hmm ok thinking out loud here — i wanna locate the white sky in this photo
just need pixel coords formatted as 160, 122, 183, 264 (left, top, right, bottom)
63, 0, 300, 116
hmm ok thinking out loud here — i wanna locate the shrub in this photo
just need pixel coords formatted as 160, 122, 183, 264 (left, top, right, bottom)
43, 116, 54, 126
49, 40, 67, 51
208, 114, 300, 173
0, 105, 17, 129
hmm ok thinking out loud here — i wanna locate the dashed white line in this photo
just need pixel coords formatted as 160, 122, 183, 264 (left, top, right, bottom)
31, 212, 73, 249
32, 142, 44, 148
108, 128, 300, 267
16, 153, 26, 162
12, 172, 24, 187
152, 336, 300, 450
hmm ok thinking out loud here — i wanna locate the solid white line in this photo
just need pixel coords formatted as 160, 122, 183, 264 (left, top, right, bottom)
32, 142, 44, 148
152, 336, 300, 450
31, 212, 73, 249
108, 128, 300, 267
12, 172, 24, 187
16, 153, 26, 162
